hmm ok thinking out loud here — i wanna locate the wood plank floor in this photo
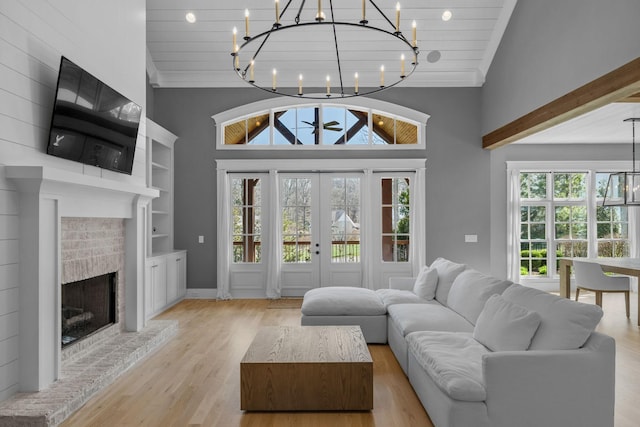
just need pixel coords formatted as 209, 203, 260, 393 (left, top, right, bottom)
61, 292, 640, 427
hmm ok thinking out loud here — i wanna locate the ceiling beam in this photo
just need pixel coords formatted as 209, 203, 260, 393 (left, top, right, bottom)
483, 56, 640, 150
618, 91, 640, 103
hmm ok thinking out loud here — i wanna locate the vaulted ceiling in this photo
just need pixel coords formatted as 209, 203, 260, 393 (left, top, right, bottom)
145, 1, 640, 146
146, 0, 518, 88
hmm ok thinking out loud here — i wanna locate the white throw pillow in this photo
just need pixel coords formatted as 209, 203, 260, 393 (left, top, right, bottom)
473, 294, 541, 351
413, 266, 439, 300
431, 258, 467, 305
447, 269, 512, 324
501, 284, 603, 350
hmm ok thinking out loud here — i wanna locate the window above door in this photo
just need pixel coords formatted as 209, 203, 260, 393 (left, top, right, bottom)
213, 97, 428, 150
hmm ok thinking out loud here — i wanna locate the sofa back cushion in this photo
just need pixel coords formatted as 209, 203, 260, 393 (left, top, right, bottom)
447, 269, 512, 324
501, 284, 603, 350
431, 258, 467, 306
473, 294, 541, 351
413, 266, 439, 300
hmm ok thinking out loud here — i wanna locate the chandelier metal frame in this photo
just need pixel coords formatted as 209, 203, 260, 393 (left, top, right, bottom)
603, 118, 640, 207
231, 0, 420, 99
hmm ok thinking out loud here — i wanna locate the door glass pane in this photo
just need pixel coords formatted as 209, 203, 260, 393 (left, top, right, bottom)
231, 178, 261, 263
381, 177, 410, 262
281, 178, 312, 263
330, 177, 360, 263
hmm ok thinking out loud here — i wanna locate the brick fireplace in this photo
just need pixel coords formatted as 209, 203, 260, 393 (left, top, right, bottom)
4, 166, 158, 392
60, 218, 125, 351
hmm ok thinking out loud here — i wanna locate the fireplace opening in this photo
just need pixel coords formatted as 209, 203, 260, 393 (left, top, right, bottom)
61, 272, 117, 348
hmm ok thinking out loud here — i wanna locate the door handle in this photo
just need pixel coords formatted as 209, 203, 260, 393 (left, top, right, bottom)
315, 251, 320, 255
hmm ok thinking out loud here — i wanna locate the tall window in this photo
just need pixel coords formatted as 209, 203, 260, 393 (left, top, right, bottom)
596, 173, 630, 257
330, 177, 361, 263
381, 177, 410, 262
281, 177, 312, 263
514, 167, 632, 282
231, 178, 262, 263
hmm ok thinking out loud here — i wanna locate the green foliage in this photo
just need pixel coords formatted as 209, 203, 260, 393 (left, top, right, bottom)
520, 266, 529, 275
396, 188, 410, 234
538, 265, 547, 275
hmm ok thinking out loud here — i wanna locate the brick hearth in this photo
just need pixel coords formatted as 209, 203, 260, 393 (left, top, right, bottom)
0, 218, 177, 426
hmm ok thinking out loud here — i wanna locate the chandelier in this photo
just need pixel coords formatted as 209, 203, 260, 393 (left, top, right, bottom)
603, 118, 640, 207
231, 0, 419, 99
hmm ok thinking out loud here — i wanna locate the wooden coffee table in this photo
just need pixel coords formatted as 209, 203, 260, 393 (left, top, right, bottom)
240, 325, 373, 411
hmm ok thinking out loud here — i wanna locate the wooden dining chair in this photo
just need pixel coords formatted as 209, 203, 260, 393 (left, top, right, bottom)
573, 260, 631, 317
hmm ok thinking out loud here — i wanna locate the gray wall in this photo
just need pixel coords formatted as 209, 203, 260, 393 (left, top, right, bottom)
153, 87, 489, 289
482, 0, 640, 135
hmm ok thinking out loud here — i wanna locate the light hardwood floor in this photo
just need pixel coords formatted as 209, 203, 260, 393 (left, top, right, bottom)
61, 292, 640, 427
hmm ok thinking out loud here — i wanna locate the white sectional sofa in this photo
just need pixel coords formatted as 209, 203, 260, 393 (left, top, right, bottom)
300, 257, 615, 427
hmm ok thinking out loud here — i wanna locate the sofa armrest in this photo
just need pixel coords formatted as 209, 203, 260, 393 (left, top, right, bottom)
482, 332, 615, 427
388, 277, 415, 291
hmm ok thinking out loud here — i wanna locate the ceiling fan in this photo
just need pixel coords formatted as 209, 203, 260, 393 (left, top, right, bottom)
301, 120, 343, 133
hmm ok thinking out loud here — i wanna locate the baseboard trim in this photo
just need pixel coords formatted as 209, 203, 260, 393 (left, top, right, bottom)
185, 288, 218, 299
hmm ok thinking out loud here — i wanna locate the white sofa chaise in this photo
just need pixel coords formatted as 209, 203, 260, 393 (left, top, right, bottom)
299, 257, 615, 427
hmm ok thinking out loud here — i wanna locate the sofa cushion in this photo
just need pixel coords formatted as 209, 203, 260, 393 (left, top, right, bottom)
501, 284, 603, 350
376, 289, 426, 308
413, 266, 439, 300
473, 294, 542, 351
301, 287, 386, 316
407, 331, 488, 402
387, 302, 474, 336
431, 258, 467, 306
447, 269, 512, 324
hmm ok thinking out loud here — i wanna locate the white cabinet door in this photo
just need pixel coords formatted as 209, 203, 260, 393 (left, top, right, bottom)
166, 251, 187, 303
144, 262, 154, 319
150, 257, 167, 313
177, 253, 187, 297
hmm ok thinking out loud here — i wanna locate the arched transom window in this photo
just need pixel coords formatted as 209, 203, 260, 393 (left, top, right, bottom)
213, 97, 428, 149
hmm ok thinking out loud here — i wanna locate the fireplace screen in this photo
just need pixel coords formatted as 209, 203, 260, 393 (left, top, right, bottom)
61, 272, 117, 347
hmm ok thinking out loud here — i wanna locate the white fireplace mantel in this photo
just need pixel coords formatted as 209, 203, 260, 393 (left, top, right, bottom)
6, 165, 158, 392
5, 166, 158, 217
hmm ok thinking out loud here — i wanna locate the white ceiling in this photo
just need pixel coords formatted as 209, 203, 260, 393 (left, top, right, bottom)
146, 0, 518, 89
145, 0, 637, 146
514, 102, 640, 145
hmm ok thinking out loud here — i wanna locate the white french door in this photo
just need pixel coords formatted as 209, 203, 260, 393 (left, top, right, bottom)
218, 158, 425, 299
279, 173, 363, 296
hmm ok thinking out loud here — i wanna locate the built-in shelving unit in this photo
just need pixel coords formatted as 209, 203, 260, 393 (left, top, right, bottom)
147, 124, 174, 254
145, 119, 187, 320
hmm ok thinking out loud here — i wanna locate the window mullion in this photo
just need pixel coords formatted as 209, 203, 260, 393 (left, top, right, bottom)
586, 170, 598, 258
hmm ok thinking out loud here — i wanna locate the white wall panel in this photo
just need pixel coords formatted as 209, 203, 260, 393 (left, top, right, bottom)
0, 216, 19, 240
0, 0, 146, 400
0, 264, 19, 292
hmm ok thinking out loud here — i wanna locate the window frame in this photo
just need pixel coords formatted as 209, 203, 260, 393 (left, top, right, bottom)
212, 96, 428, 150
507, 161, 638, 287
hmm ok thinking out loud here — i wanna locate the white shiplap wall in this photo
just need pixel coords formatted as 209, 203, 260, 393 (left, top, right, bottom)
0, 0, 146, 401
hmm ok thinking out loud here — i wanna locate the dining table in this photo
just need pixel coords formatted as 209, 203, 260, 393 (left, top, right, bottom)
559, 257, 640, 325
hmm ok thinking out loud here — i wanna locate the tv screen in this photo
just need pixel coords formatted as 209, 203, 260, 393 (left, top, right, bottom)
47, 57, 142, 175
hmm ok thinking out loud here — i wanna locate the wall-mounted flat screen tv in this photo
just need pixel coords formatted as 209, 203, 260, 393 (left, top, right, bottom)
47, 56, 142, 175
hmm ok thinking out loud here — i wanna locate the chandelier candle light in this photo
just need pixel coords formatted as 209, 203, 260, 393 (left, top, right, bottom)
603, 118, 640, 207
231, 0, 419, 99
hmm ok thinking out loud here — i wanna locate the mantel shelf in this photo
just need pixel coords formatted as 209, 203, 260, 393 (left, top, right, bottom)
6, 166, 159, 200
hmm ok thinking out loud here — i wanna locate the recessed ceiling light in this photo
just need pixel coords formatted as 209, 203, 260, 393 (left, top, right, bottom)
442, 10, 452, 21
186, 12, 196, 23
